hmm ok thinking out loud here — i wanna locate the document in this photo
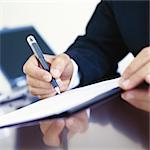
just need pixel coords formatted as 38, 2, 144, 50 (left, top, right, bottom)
0, 78, 120, 128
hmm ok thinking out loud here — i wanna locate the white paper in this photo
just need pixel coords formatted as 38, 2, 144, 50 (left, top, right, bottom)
0, 78, 119, 128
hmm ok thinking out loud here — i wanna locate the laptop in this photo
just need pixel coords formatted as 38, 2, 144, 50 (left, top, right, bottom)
0, 26, 55, 87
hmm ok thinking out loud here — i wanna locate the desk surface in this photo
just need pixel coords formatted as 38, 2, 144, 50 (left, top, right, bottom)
0, 94, 149, 150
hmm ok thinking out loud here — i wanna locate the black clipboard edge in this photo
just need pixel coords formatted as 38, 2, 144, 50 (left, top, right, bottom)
0, 87, 122, 129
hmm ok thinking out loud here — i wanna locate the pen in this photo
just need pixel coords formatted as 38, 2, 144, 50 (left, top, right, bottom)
27, 35, 61, 94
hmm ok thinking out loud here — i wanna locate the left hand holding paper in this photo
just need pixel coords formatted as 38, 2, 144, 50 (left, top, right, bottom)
119, 46, 150, 112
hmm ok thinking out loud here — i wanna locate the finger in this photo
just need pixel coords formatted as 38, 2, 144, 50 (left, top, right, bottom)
67, 129, 76, 139
27, 75, 69, 95
43, 119, 65, 147
66, 118, 81, 133
66, 117, 88, 139
23, 55, 52, 82
126, 100, 150, 112
121, 89, 150, 112
73, 111, 89, 123
66, 112, 88, 134
120, 62, 150, 90
26, 75, 52, 89
44, 54, 55, 64
38, 94, 55, 100
121, 89, 149, 102
121, 47, 150, 79
40, 120, 53, 135
50, 54, 71, 79
28, 86, 56, 96
59, 79, 70, 92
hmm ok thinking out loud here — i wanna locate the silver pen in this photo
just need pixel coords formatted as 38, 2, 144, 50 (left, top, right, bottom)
27, 35, 61, 94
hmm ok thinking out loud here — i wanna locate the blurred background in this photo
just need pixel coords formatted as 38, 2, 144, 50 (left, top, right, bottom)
0, 0, 100, 93
0, 0, 134, 94
0, 0, 100, 54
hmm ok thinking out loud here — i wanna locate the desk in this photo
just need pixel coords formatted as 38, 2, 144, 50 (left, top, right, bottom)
0, 94, 149, 150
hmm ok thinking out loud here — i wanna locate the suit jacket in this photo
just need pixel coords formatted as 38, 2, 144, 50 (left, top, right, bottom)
65, 0, 149, 86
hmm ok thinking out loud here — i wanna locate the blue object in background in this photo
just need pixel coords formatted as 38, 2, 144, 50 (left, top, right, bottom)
0, 26, 55, 87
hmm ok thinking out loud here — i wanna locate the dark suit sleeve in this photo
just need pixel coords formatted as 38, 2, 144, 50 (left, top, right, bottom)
65, 1, 128, 86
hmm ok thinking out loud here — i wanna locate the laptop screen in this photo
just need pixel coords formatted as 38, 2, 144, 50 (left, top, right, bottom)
0, 26, 54, 81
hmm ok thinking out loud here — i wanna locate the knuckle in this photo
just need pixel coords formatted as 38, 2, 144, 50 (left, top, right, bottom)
53, 54, 70, 69
59, 54, 70, 63
61, 53, 70, 60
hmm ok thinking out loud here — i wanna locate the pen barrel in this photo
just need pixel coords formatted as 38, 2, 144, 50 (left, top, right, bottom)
27, 36, 59, 90
38, 56, 50, 72
31, 43, 50, 71
51, 78, 59, 88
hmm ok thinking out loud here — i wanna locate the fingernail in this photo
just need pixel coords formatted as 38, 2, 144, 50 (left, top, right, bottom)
43, 75, 51, 82
122, 93, 134, 100
121, 79, 131, 89
51, 68, 60, 77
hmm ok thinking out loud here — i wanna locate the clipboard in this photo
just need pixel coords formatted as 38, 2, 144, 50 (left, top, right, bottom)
0, 77, 122, 129
0, 88, 122, 129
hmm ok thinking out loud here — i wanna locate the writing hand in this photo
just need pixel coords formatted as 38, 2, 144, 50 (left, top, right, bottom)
23, 53, 73, 99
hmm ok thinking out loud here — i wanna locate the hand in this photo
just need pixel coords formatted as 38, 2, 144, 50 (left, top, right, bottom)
40, 111, 89, 147
119, 46, 150, 112
23, 53, 73, 99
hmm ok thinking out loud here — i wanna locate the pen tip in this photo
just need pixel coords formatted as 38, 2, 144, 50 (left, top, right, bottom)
55, 87, 61, 95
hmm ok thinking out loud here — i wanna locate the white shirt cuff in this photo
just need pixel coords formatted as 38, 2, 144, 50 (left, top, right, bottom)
67, 59, 80, 90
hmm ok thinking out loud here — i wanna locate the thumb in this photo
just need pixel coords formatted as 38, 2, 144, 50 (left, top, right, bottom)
50, 54, 71, 78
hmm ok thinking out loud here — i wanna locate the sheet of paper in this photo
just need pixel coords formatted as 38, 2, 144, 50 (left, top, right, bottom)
0, 78, 120, 128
